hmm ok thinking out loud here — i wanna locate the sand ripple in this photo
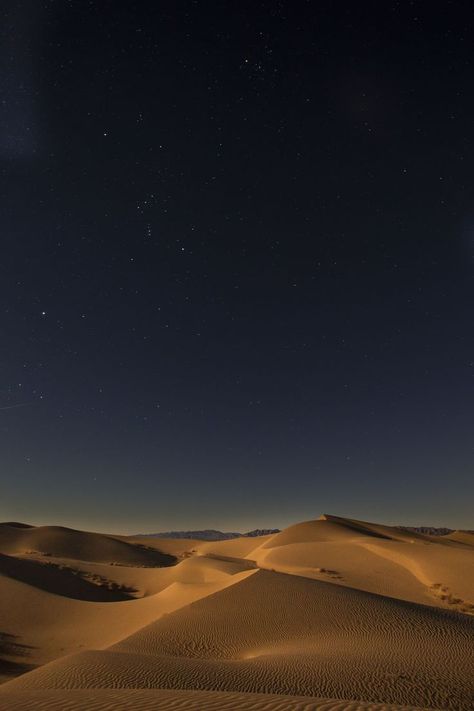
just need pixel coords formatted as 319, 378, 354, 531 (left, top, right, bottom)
6, 572, 473, 710
0, 688, 435, 710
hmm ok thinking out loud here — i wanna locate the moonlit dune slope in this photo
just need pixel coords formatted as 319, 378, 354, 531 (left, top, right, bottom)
0, 515, 472, 710
0, 523, 254, 680
0, 688, 435, 711
242, 515, 474, 613
0, 523, 175, 567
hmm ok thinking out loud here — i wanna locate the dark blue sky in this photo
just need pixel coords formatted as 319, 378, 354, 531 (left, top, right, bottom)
1, 1, 473, 533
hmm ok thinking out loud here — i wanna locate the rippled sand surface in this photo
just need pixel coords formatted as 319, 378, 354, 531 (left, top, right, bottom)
0, 688, 435, 711
1, 515, 472, 710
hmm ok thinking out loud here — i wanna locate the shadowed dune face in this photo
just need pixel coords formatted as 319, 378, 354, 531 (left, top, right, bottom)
0, 554, 137, 602
0, 515, 473, 710
0, 633, 36, 680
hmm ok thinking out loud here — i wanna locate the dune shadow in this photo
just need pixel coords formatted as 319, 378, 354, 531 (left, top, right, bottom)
0, 632, 36, 678
337, 520, 393, 540
0, 553, 137, 602
127, 543, 177, 567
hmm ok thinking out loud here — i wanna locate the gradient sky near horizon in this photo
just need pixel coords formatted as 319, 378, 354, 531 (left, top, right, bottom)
1, 1, 473, 534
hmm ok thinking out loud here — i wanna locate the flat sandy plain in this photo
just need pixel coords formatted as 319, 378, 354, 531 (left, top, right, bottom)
0, 514, 472, 710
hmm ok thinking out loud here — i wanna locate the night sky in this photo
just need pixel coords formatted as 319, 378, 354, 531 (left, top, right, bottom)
1, 1, 473, 533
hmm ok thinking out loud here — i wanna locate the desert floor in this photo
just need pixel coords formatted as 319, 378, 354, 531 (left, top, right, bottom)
0, 514, 472, 710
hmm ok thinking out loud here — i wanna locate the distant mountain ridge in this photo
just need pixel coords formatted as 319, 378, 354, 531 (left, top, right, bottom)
397, 526, 474, 536
135, 528, 280, 541
135, 525, 474, 540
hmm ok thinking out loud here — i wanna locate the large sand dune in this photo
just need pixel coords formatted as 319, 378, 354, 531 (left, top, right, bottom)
0, 523, 176, 567
0, 515, 472, 710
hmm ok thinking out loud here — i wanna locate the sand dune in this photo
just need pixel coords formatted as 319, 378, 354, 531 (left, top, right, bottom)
445, 530, 474, 546
121, 535, 205, 558
0, 688, 434, 711
0, 514, 472, 710
197, 534, 274, 558
239, 515, 474, 613
0, 523, 175, 567
0, 555, 253, 680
